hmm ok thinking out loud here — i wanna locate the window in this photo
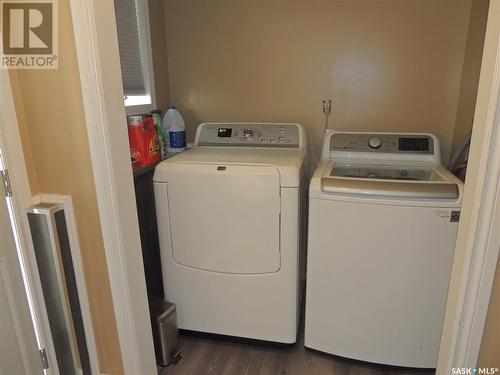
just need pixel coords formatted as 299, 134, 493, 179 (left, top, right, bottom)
114, 0, 155, 111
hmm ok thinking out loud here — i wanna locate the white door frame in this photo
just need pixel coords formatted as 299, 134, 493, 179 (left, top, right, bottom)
437, 1, 500, 371
68, 1, 499, 374
0, 70, 59, 374
69, 1, 157, 374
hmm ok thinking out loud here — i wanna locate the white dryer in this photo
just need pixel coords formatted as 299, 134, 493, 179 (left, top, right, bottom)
154, 123, 307, 343
305, 131, 463, 368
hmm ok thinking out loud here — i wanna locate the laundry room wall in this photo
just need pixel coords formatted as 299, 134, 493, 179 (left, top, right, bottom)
149, 0, 171, 111
9, 0, 124, 373
162, 0, 481, 163
478, 261, 500, 367
451, 0, 490, 157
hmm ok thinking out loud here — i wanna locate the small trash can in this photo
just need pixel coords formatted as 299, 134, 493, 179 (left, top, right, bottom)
150, 299, 182, 366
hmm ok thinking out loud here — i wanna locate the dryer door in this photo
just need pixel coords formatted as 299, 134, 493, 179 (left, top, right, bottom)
165, 163, 281, 274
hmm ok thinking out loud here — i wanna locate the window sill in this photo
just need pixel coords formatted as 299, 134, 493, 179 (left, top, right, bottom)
125, 103, 157, 116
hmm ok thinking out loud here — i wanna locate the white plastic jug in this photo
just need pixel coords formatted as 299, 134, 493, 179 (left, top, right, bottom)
162, 107, 187, 153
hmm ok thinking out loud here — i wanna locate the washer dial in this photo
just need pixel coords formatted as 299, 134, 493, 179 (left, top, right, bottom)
368, 136, 383, 149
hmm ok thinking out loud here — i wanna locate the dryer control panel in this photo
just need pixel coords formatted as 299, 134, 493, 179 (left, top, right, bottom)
330, 133, 434, 154
195, 123, 303, 148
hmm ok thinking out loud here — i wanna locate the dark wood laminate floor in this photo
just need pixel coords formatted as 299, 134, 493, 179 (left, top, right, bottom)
159, 331, 436, 375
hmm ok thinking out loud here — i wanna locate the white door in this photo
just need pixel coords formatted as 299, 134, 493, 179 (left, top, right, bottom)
166, 163, 281, 274
0, 184, 43, 374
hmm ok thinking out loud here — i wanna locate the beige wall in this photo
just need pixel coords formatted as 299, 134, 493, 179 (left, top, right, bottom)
451, 0, 490, 156
163, 0, 473, 162
479, 259, 500, 367
163, 0, 499, 366
10, 75, 40, 196
10, 0, 123, 373
149, 0, 171, 110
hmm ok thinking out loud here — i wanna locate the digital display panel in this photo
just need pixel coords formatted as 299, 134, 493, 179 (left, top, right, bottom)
217, 128, 232, 138
399, 138, 430, 152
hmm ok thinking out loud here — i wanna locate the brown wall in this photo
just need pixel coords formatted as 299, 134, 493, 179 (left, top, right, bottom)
451, 0, 490, 157
163, 0, 473, 162
10, 0, 123, 373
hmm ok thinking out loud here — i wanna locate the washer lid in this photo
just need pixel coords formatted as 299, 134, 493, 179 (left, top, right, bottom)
331, 162, 442, 181
321, 162, 459, 199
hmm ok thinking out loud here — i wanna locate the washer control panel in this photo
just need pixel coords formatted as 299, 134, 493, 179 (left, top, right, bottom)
196, 123, 301, 148
331, 133, 434, 154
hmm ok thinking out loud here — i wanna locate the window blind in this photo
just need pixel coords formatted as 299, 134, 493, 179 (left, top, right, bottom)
114, 0, 146, 96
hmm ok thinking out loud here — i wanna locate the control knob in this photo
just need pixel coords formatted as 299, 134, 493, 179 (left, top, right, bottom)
242, 128, 254, 140
368, 136, 382, 149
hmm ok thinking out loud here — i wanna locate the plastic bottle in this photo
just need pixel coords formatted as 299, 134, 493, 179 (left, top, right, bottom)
127, 115, 145, 168
162, 106, 187, 152
151, 110, 167, 158
142, 117, 161, 166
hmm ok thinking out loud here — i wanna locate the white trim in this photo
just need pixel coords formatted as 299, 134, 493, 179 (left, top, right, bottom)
32, 193, 101, 375
0, 70, 59, 375
437, 1, 500, 371
460, 102, 500, 365
124, 94, 152, 107
69, 0, 157, 374
447, 108, 500, 368
0, 257, 33, 374
125, 102, 156, 116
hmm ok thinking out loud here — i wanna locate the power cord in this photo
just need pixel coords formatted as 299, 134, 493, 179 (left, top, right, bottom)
308, 98, 333, 177
323, 98, 332, 132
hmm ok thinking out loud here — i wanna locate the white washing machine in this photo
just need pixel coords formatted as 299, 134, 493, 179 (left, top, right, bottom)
305, 130, 463, 368
154, 123, 307, 343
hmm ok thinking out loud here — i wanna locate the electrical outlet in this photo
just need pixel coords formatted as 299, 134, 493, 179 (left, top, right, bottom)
322, 99, 332, 114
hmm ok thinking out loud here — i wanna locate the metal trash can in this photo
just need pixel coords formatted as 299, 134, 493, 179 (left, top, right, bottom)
150, 299, 182, 366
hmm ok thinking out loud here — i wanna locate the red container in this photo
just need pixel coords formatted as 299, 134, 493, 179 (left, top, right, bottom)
127, 116, 161, 168
128, 115, 145, 168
